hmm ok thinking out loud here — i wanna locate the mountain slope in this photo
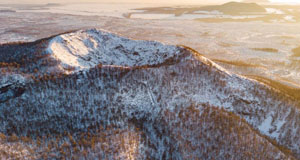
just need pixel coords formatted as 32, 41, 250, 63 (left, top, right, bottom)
0, 106, 292, 159
199, 2, 266, 15
0, 29, 299, 159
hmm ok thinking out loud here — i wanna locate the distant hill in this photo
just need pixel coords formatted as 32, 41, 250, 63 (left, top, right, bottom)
199, 2, 266, 15
243, 0, 269, 4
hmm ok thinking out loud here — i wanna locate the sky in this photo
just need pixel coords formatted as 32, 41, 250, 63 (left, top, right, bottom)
1, 0, 300, 5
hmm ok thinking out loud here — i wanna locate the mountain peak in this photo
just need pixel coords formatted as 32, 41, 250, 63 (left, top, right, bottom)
46, 28, 184, 73
0, 28, 299, 159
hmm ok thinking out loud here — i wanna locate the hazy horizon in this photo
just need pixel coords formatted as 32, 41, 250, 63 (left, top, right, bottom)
1, 0, 300, 5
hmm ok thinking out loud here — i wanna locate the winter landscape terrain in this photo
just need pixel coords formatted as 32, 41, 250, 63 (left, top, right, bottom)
0, 1, 300, 160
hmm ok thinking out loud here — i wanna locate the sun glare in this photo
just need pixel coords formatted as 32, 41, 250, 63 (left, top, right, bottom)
270, 0, 300, 4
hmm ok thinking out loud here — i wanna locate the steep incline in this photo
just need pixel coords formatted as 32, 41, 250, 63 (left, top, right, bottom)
0, 29, 299, 159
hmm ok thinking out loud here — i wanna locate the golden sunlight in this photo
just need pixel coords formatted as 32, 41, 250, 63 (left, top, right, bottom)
0, 0, 300, 159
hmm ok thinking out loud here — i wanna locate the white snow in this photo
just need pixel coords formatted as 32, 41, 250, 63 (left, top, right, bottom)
130, 14, 175, 19
258, 113, 287, 139
47, 28, 181, 72
193, 10, 223, 15
258, 114, 273, 135
271, 119, 286, 139
284, 15, 296, 22
0, 73, 26, 88
266, 8, 285, 14
130, 13, 265, 20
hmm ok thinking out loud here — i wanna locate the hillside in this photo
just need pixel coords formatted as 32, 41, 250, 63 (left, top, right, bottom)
0, 106, 292, 159
199, 2, 267, 15
0, 29, 299, 159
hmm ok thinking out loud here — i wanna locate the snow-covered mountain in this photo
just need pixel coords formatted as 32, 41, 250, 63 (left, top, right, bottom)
0, 29, 299, 159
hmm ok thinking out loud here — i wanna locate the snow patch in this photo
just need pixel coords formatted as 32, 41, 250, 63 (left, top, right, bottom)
258, 113, 287, 139
258, 114, 273, 135
47, 29, 181, 72
266, 8, 285, 14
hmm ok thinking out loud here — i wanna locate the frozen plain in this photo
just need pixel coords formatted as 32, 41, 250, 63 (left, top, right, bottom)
0, 3, 300, 89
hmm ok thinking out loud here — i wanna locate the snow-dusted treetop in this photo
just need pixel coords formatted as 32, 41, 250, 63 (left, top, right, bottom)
47, 29, 182, 72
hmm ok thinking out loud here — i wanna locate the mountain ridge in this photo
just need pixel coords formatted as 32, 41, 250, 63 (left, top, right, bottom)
0, 28, 299, 159
199, 1, 267, 15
